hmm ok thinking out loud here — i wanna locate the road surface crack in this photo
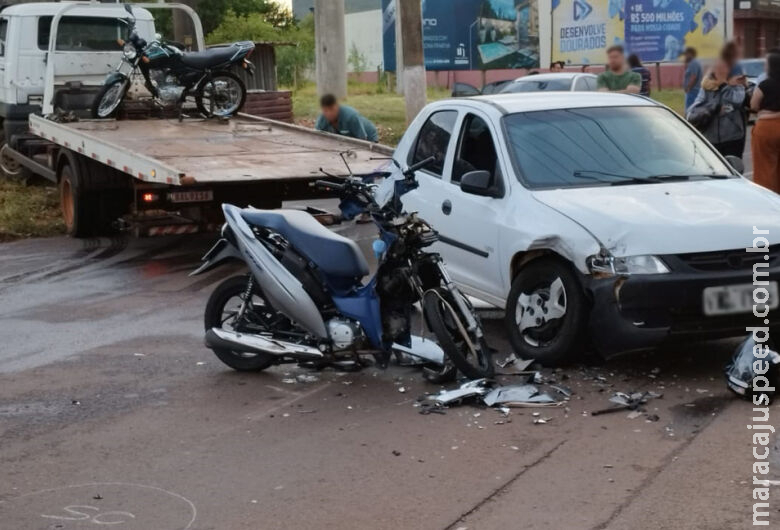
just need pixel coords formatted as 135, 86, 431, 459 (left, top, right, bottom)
443, 439, 568, 530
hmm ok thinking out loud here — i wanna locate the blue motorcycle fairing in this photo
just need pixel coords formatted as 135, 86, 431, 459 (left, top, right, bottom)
331, 277, 384, 348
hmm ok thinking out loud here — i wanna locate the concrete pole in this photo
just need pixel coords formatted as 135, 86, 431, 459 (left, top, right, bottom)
398, 0, 427, 124
314, 0, 347, 99
394, 1, 404, 94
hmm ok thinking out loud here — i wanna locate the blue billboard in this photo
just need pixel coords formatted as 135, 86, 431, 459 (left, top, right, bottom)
382, 0, 541, 71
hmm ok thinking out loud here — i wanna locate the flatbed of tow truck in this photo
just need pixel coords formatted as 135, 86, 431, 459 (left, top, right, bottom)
13, 113, 393, 237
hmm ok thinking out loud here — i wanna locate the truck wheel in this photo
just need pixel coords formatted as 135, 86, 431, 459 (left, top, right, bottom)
0, 128, 32, 183
59, 160, 94, 238
505, 258, 588, 366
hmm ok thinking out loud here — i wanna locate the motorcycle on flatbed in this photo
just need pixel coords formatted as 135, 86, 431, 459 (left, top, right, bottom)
192, 157, 494, 382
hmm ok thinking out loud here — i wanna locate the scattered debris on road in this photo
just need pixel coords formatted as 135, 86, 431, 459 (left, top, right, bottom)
591, 391, 663, 417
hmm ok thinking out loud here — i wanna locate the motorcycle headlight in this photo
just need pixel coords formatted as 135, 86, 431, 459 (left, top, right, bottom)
588, 254, 670, 276
123, 42, 137, 60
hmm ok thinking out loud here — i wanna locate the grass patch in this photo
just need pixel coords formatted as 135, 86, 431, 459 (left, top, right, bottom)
290, 81, 450, 146
291, 82, 688, 145
0, 180, 63, 241
651, 89, 685, 116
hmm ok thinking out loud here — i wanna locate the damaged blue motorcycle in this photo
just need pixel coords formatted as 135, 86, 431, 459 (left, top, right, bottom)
192, 156, 494, 382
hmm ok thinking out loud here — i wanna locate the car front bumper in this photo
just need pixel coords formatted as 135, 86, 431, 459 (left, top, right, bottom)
586, 265, 780, 357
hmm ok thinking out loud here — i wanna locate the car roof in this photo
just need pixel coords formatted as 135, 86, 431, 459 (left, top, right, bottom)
511, 72, 595, 82
1, 2, 154, 20
461, 91, 660, 113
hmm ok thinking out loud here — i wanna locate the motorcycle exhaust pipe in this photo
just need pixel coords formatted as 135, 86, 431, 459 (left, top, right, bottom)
205, 328, 324, 360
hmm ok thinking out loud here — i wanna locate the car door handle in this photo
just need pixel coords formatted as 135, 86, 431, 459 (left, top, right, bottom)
442, 200, 452, 215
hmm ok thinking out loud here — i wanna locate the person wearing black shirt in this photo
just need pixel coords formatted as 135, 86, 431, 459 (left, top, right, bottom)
750, 49, 780, 193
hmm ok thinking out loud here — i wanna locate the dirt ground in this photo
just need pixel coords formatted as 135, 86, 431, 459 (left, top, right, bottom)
0, 221, 778, 529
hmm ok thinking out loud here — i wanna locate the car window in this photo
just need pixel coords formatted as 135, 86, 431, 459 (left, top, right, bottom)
573, 77, 589, 91
584, 77, 597, 91
500, 78, 573, 93
0, 18, 7, 57
411, 110, 457, 177
503, 106, 734, 190
453, 114, 498, 184
38, 16, 125, 51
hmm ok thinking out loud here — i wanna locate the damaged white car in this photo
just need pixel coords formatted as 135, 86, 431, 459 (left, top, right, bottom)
398, 92, 780, 364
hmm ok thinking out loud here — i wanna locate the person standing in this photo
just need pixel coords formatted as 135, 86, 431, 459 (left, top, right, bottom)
596, 45, 641, 93
315, 94, 379, 143
683, 47, 702, 112
750, 49, 780, 193
686, 58, 747, 158
628, 53, 651, 96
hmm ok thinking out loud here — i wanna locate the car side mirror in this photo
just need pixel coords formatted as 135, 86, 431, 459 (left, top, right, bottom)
725, 155, 744, 174
460, 170, 500, 198
452, 82, 480, 97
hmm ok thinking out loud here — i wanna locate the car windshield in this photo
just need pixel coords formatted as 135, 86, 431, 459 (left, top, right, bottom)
503, 106, 735, 189
501, 78, 573, 93
739, 60, 764, 78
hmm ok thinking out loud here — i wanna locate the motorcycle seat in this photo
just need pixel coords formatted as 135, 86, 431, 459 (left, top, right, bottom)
241, 209, 370, 279
180, 43, 250, 69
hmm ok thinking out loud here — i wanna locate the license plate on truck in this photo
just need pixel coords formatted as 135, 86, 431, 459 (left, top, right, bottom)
168, 190, 213, 203
703, 282, 779, 316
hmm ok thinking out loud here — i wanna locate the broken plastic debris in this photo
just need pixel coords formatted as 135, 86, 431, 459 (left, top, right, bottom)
591, 391, 662, 416
725, 335, 780, 401
495, 353, 535, 374
296, 374, 319, 383
483, 384, 558, 407
424, 379, 490, 405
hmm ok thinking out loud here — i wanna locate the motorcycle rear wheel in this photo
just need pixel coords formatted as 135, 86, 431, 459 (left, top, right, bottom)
423, 287, 494, 380
204, 275, 278, 372
196, 71, 247, 118
92, 78, 128, 119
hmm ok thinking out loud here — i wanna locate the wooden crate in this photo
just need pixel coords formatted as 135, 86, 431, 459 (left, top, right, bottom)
242, 90, 293, 123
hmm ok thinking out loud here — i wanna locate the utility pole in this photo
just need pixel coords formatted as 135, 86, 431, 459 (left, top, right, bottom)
314, 0, 347, 99
397, 0, 426, 123
394, 2, 404, 94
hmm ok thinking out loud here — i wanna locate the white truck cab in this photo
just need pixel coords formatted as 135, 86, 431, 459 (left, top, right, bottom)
0, 2, 155, 144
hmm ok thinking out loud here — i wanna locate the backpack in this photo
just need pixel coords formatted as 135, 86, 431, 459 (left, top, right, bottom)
687, 90, 722, 132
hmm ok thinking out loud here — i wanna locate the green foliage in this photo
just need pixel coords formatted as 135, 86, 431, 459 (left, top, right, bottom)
206, 10, 280, 45
192, 0, 272, 36
348, 42, 368, 74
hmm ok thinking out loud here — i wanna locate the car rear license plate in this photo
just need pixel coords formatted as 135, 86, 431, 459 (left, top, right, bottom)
703, 282, 779, 316
168, 190, 213, 203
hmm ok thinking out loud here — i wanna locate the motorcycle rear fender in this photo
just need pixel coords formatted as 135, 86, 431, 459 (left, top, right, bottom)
189, 239, 241, 277
222, 204, 329, 339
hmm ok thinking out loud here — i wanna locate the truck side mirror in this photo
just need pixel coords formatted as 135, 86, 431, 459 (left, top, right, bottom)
725, 155, 744, 175
460, 170, 500, 198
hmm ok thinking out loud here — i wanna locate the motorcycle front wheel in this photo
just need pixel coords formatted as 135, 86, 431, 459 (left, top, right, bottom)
423, 287, 494, 380
196, 71, 247, 118
204, 275, 278, 372
92, 78, 128, 119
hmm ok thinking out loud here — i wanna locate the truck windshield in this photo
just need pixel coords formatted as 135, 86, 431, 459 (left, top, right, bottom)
503, 106, 735, 189
38, 16, 125, 51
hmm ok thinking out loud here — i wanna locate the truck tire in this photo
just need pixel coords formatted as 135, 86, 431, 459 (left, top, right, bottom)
58, 156, 95, 238
505, 258, 588, 366
0, 125, 32, 183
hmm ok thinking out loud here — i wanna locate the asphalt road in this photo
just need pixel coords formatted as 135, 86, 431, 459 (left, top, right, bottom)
0, 217, 778, 529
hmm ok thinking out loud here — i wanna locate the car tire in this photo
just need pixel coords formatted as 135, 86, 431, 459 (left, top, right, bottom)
505, 258, 588, 366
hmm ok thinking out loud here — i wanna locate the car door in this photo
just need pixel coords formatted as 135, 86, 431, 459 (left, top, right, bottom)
433, 111, 506, 298
401, 109, 459, 249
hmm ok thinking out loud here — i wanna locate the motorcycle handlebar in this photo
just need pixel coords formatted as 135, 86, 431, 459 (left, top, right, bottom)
313, 179, 345, 191
405, 156, 437, 176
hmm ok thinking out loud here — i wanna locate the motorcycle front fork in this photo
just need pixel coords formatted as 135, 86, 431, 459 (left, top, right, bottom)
433, 261, 483, 339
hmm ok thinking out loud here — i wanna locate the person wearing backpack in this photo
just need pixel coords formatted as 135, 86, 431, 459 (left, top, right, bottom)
686, 58, 747, 158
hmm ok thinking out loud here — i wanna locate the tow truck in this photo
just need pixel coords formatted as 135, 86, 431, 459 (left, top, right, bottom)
1, 2, 391, 237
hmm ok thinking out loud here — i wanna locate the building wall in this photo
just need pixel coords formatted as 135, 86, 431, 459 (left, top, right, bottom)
293, 0, 381, 20
345, 10, 384, 72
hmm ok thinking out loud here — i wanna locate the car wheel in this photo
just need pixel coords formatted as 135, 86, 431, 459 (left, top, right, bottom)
505, 258, 588, 366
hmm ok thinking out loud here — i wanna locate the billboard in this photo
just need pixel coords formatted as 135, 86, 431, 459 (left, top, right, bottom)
552, 0, 727, 64
382, 0, 540, 71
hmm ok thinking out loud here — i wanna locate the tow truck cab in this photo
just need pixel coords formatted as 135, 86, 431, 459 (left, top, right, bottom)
0, 3, 156, 147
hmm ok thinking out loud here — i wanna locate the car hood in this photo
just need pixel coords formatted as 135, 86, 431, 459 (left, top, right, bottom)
532, 178, 780, 256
